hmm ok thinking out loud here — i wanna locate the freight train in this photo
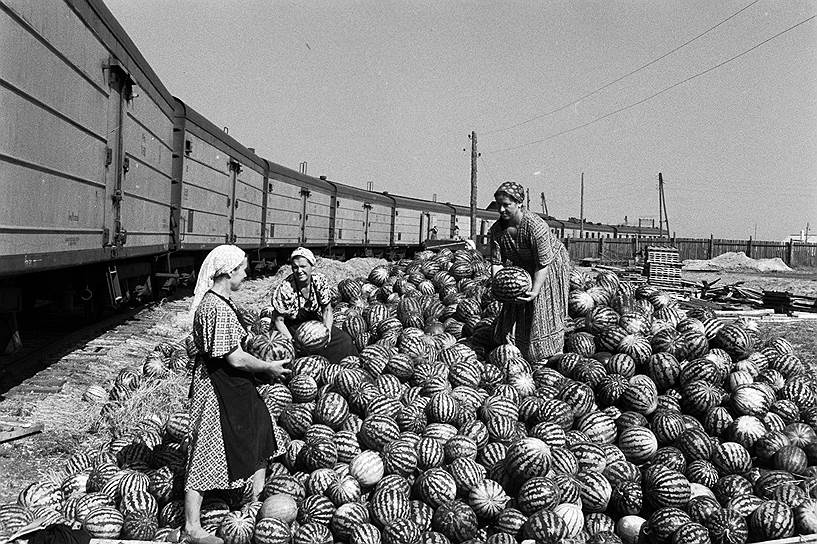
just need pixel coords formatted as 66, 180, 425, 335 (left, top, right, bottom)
0, 0, 662, 315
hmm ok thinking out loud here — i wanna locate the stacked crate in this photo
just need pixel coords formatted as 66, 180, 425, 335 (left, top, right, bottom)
643, 246, 682, 291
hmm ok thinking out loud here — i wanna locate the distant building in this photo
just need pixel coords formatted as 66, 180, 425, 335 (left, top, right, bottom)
782, 231, 817, 244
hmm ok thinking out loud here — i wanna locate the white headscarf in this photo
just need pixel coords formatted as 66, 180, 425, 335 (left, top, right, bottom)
290, 247, 316, 266
190, 245, 246, 313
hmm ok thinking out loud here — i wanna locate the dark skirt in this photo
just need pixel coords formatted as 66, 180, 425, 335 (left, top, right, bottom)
289, 324, 358, 363
206, 357, 276, 483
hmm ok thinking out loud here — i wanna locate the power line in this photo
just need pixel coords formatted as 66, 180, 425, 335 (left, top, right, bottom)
485, 13, 816, 154
479, 155, 497, 184
484, 0, 761, 135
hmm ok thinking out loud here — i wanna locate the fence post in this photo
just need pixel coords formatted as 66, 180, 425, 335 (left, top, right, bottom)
708, 234, 714, 259
747, 236, 753, 258
786, 241, 793, 266
599, 237, 605, 262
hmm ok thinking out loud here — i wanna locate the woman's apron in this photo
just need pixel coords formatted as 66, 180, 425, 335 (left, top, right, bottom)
193, 291, 276, 482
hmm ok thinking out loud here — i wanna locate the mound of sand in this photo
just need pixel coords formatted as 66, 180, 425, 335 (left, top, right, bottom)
682, 251, 793, 273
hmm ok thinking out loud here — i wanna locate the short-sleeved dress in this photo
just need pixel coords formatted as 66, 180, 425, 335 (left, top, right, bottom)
186, 291, 277, 491
271, 272, 358, 363
488, 210, 570, 361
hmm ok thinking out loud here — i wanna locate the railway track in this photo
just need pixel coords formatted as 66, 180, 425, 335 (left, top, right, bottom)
0, 290, 195, 444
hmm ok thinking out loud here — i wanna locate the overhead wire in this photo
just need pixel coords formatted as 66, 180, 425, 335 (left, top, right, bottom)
483, 0, 762, 135
479, 155, 497, 184
484, 13, 816, 154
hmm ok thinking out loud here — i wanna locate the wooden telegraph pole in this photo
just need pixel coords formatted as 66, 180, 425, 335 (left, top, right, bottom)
658, 173, 664, 237
469, 132, 477, 242
580, 172, 585, 238
658, 172, 670, 238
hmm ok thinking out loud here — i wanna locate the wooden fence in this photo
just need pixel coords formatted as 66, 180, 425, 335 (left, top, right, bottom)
560, 236, 817, 268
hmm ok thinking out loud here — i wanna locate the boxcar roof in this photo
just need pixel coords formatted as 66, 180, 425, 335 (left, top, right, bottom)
265, 161, 335, 194
174, 99, 266, 172
387, 193, 453, 214
75, 0, 175, 118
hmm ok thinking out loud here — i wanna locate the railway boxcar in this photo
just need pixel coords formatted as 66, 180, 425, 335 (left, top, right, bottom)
450, 204, 496, 243
265, 165, 333, 248
172, 100, 266, 251
1, 0, 175, 276
389, 194, 453, 246
329, 182, 394, 248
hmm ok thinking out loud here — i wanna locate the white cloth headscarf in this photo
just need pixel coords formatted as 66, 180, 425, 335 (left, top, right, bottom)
190, 245, 246, 313
290, 247, 316, 266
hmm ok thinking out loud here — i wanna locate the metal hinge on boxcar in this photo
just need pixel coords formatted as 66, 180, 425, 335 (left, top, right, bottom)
114, 226, 127, 246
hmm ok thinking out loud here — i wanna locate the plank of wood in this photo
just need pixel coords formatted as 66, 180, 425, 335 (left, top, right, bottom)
714, 309, 775, 317
0, 423, 43, 443
751, 535, 817, 544
90, 540, 159, 544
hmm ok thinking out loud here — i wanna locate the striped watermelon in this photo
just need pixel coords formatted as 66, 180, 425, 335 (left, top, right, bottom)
83, 506, 123, 538
254, 517, 290, 544
430, 501, 477, 543
617, 426, 658, 464
467, 479, 509, 520
349, 450, 385, 487
491, 267, 531, 303
293, 321, 331, 354
643, 464, 691, 509
748, 500, 795, 540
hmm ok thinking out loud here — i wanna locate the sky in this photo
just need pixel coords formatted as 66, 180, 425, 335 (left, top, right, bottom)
105, 0, 817, 240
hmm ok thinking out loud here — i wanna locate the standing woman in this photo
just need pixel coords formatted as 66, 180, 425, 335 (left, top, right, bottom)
271, 247, 358, 362
488, 181, 570, 361
186, 245, 290, 544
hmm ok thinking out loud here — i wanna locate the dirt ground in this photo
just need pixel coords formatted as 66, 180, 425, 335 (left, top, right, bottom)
683, 269, 817, 298
0, 257, 386, 505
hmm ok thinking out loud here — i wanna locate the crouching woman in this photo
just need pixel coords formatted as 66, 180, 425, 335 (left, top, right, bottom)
271, 247, 358, 363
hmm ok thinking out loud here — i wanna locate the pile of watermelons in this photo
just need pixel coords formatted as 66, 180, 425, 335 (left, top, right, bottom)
6, 246, 817, 544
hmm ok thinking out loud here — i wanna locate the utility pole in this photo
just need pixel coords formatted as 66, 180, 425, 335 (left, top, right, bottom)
658, 173, 664, 237
540, 192, 548, 215
579, 172, 585, 238
658, 172, 670, 238
469, 132, 477, 242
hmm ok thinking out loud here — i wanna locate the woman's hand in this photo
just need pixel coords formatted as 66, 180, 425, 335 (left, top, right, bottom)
516, 288, 540, 303
266, 359, 292, 380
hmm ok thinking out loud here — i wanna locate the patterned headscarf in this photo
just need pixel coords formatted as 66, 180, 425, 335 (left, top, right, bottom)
494, 181, 526, 204
290, 247, 316, 266
190, 245, 246, 312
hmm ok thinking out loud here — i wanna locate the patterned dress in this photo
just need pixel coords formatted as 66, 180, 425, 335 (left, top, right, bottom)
186, 291, 278, 491
271, 272, 332, 318
488, 210, 570, 361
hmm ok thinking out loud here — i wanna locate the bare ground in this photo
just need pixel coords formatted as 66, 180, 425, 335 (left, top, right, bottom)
0, 257, 386, 505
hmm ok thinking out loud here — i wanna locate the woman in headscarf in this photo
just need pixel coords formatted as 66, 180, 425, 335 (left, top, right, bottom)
185, 245, 291, 544
271, 247, 358, 362
488, 181, 570, 361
